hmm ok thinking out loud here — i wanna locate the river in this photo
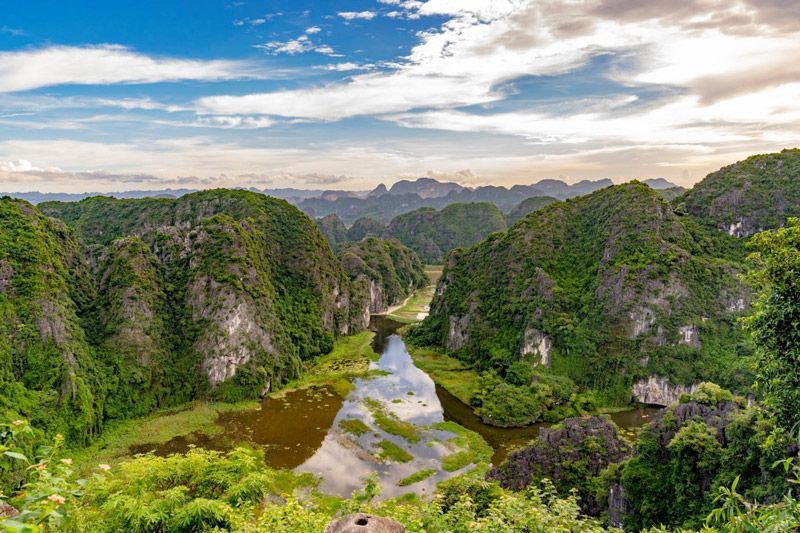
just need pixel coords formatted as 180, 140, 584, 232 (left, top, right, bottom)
130, 316, 658, 497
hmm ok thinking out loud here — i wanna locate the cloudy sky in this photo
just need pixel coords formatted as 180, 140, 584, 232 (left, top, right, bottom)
0, 0, 798, 193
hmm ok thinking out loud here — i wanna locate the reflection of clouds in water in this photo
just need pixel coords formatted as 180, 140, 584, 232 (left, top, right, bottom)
295, 333, 462, 499
298, 434, 378, 497
358, 335, 444, 426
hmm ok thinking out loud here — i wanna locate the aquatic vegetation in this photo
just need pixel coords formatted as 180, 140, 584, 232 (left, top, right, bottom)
375, 439, 413, 463
398, 468, 436, 486
364, 398, 420, 443
338, 418, 371, 437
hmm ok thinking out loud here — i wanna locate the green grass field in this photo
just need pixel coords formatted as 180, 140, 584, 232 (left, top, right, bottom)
387, 265, 442, 323
405, 344, 479, 406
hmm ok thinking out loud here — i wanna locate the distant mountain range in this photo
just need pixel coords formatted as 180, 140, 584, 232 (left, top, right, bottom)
1, 176, 681, 213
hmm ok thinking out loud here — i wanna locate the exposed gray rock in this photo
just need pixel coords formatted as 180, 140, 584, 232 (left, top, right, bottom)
521, 327, 552, 367
631, 375, 697, 406
677, 325, 701, 348
325, 513, 405, 533
628, 307, 656, 338
487, 416, 631, 517
0, 260, 12, 293
446, 315, 469, 350
607, 481, 629, 528
190, 276, 276, 388
36, 299, 69, 344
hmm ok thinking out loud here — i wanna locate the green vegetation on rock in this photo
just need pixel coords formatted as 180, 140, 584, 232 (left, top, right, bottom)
505, 196, 559, 225
315, 214, 348, 248
678, 148, 800, 238
339, 236, 427, 314
2, 190, 372, 451
412, 182, 753, 406
386, 202, 507, 263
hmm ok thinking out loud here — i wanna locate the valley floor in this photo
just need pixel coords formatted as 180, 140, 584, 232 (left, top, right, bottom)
386, 265, 442, 323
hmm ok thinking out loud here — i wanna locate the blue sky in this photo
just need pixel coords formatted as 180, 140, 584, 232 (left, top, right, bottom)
0, 0, 798, 192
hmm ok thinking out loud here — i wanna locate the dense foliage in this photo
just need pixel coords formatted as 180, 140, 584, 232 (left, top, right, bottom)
386, 202, 507, 263
1, 423, 616, 532
614, 397, 793, 530
339, 237, 427, 313
315, 214, 348, 248
505, 196, 559, 225
744, 217, 800, 432
1, 190, 371, 453
0, 199, 104, 445
678, 148, 800, 237
412, 182, 752, 404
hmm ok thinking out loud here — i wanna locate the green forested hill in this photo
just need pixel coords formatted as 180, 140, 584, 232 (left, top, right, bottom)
412, 182, 752, 402
505, 196, 559, 225
3, 190, 372, 441
339, 237, 427, 314
346, 216, 387, 242
386, 202, 507, 263
0, 199, 104, 443
678, 148, 800, 237
315, 213, 348, 248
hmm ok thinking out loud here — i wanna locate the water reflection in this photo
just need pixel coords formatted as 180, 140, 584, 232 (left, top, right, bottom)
296, 332, 460, 498
129, 386, 343, 470
129, 315, 660, 498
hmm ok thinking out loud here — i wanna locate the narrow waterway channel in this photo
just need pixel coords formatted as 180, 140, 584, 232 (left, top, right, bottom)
130, 316, 659, 497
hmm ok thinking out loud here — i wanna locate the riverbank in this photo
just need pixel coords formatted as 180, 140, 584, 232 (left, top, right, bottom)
386, 265, 442, 323
70, 400, 258, 469
405, 343, 478, 406
71, 331, 379, 469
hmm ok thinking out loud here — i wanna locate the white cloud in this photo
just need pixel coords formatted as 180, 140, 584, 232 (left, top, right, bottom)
256, 26, 336, 56
316, 62, 373, 72
337, 11, 377, 20
0, 45, 262, 93
198, 0, 800, 157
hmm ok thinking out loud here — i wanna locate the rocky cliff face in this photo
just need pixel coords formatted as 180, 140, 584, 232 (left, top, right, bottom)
413, 182, 752, 398
0, 198, 103, 443
679, 148, 800, 238
631, 375, 698, 406
487, 416, 631, 516
3, 190, 370, 438
339, 236, 427, 315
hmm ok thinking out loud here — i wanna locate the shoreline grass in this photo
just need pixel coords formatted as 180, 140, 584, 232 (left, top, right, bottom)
387, 265, 442, 323
72, 331, 378, 468
398, 468, 437, 486
375, 439, 413, 463
69, 400, 257, 469
404, 344, 479, 406
434, 421, 493, 473
364, 398, 421, 443
272, 330, 378, 398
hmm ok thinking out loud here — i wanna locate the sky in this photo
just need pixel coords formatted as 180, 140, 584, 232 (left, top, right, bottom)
0, 0, 798, 193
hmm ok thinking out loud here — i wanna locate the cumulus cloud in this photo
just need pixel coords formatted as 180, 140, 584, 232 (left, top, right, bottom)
0, 45, 262, 92
256, 26, 336, 55
197, 0, 800, 161
337, 11, 378, 20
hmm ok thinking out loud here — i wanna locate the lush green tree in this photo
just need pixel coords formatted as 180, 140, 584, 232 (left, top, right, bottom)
745, 217, 800, 432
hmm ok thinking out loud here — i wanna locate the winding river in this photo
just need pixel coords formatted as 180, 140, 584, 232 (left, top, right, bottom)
132, 316, 658, 497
